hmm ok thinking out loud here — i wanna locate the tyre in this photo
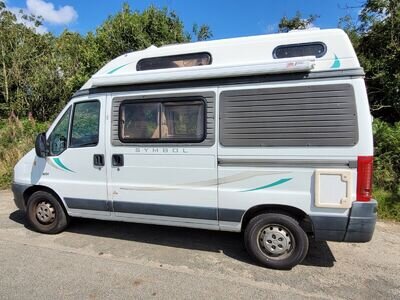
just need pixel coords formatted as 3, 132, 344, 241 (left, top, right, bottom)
26, 191, 69, 234
244, 213, 309, 269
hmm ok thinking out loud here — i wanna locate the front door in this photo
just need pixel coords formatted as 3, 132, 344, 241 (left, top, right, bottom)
41, 96, 109, 216
107, 90, 218, 228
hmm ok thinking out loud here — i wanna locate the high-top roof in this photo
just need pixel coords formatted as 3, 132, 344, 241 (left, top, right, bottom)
81, 28, 359, 90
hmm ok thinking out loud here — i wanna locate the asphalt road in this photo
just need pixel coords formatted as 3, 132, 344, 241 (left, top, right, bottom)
0, 190, 399, 299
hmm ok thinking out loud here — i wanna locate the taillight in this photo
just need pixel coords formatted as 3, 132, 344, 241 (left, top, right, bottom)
357, 156, 374, 201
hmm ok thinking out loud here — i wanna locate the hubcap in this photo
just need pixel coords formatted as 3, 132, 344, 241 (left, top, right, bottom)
258, 225, 293, 258
35, 201, 56, 224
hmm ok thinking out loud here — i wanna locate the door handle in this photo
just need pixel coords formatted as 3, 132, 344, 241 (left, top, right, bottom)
93, 154, 105, 167
112, 154, 124, 167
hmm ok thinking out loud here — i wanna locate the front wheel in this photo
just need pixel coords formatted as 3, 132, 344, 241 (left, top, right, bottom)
26, 191, 69, 234
244, 213, 309, 269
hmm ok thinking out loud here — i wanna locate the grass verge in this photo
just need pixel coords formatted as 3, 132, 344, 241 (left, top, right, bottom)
373, 188, 400, 222
0, 117, 48, 189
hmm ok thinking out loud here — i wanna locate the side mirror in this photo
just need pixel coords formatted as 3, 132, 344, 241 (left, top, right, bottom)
35, 132, 47, 158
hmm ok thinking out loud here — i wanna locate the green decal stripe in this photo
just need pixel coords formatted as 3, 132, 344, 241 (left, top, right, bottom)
107, 62, 132, 74
241, 178, 292, 192
330, 54, 341, 69
53, 158, 74, 173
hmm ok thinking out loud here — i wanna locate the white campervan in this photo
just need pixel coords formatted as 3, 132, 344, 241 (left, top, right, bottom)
12, 29, 377, 269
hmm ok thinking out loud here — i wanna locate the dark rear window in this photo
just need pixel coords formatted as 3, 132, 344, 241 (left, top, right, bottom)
136, 52, 212, 71
273, 42, 327, 59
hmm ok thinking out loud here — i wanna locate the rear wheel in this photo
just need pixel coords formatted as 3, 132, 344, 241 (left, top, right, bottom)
244, 213, 309, 269
26, 191, 69, 234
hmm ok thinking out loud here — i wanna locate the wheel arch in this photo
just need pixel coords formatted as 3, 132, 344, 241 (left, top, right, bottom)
241, 204, 314, 234
23, 185, 68, 214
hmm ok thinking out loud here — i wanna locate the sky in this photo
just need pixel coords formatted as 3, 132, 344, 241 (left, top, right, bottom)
6, 0, 365, 38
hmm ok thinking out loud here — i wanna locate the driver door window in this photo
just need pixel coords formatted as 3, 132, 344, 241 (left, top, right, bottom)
48, 100, 100, 156
70, 101, 100, 148
48, 107, 71, 156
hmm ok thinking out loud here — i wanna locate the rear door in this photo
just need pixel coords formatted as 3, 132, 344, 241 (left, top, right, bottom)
106, 89, 218, 228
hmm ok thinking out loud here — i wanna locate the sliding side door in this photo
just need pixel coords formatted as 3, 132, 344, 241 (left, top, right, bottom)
107, 89, 218, 229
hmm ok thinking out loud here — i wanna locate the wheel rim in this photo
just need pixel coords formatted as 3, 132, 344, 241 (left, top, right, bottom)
35, 201, 56, 224
257, 224, 295, 260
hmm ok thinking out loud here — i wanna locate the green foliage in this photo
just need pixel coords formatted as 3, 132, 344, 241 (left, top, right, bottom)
372, 120, 400, 221
278, 11, 319, 32
192, 23, 213, 41
0, 116, 48, 188
95, 4, 189, 61
373, 119, 400, 192
340, 0, 400, 122
374, 188, 400, 221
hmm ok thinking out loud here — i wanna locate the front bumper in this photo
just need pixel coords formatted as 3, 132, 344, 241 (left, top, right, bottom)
11, 182, 32, 211
311, 199, 377, 243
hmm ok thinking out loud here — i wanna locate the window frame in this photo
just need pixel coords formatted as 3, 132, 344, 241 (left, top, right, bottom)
273, 42, 327, 59
136, 52, 212, 71
68, 100, 101, 149
118, 97, 207, 144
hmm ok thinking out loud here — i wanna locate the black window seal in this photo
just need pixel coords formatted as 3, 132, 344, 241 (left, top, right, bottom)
69, 100, 101, 149
136, 52, 212, 71
273, 42, 327, 59
118, 97, 207, 144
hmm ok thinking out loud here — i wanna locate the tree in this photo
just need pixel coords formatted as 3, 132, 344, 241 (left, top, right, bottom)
0, 1, 59, 118
95, 4, 189, 61
340, 0, 400, 122
278, 11, 319, 32
192, 23, 213, 41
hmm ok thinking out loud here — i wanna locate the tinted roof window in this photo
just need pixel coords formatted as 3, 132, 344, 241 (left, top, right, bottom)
137, 52, 212, 71
273, 42, 327, 59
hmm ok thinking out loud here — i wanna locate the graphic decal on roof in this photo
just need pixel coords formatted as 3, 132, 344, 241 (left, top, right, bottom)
107, 62, 133, 74
330, 54, 341, 69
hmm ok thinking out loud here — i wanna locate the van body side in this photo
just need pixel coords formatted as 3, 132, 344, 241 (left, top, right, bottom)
11, 29, 377, 269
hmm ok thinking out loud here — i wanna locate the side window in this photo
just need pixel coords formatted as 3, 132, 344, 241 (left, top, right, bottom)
163, 101, 205, 141
136, 53, 212, 71
273, 42, 327, 59
120, 102, 160, 140
70, 101, 100, 148
48, 107, 71, 156
119, 99, 205, 143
